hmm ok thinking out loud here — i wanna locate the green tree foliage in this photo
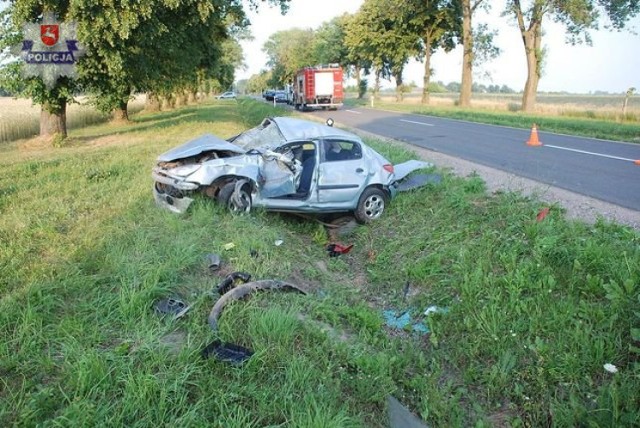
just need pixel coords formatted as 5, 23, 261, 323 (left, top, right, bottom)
345, 0, 419, 101
399, 0, 461, 104
313, 15, 349, 67
263, 28, 317, 87
0, 0, 290, 140
505, 0, 640, 112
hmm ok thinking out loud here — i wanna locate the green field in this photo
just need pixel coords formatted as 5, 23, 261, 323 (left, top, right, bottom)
1, 99, 639, 426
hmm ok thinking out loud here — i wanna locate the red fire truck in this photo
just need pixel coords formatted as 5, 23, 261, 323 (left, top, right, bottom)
293, 65, 343, 111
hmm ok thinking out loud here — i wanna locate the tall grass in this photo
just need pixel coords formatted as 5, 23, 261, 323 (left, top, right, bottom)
1, 99, 638, 426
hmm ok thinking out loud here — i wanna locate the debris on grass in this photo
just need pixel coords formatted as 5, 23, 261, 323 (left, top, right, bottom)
153, 297, 191, 319
208, 280, 309, 331
223, 242, 235, 251
326, 242, 354, 257
202, 340, 253, 365
394, 173, 442, 192
205, 253, 221, 272
388, 395, 428, 428
603, 363, 618, 374
216, 271, 252, 295
383, 310, 429, 334
424, 306, 449, 316
274, 239, 284, 246
536, 207, 550, 222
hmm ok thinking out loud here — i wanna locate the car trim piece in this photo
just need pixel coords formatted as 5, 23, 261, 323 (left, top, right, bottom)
317, 184, 360, 190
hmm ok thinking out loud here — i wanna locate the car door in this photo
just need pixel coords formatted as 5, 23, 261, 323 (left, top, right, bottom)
316, 138, 367, 204
261, 141, 317, 200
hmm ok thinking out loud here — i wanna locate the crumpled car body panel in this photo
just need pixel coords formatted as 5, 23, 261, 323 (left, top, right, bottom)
152, 117, 433, 215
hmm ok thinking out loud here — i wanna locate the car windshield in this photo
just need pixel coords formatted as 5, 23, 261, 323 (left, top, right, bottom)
230, 119, 286, 150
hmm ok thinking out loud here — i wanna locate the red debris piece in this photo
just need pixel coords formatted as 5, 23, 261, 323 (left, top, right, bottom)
536, 207, 550, 222
326, 243, 354, 257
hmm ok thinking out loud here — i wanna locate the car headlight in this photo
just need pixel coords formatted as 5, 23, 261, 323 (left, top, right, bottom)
169, 164, 202, 177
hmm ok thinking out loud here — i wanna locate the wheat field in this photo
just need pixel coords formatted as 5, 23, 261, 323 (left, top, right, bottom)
0, 95, 146, 143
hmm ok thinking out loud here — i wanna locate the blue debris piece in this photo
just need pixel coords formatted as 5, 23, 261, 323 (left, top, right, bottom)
383, 310, 429, 334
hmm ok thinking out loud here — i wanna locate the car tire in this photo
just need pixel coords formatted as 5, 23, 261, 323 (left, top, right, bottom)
217, 181, 252, 213
354, 187, 387, 224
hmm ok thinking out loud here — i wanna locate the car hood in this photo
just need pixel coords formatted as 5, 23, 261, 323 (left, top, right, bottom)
157, 134, 246, 162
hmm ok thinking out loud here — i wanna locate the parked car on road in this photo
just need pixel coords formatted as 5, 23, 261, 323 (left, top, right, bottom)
274, 91, 287, 103
263, 90, 275, 101
216, 92, 236, 99
152, 117, 431, 223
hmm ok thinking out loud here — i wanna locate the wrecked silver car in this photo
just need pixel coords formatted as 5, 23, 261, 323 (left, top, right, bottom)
152, 117, 431, 223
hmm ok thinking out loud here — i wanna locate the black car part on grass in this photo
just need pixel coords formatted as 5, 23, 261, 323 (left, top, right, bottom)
208, 280, 309, 331
205, 253, 222, 272
203, 280, 309, 365
216, 271, 252, 295
201, 340, 254, 365
153, 298, 191, 319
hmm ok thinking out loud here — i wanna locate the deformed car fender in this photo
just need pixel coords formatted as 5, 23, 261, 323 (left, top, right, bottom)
208, 280, 310, 331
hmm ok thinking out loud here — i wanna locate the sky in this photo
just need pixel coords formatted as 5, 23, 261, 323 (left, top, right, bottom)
238, 0, 640, 94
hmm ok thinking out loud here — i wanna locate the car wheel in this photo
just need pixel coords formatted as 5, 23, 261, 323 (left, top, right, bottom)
217, 181, 252, 213
354, 187, 387, 224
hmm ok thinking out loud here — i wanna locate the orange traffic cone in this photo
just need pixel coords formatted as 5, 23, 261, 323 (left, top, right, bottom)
526, 124, 542, 146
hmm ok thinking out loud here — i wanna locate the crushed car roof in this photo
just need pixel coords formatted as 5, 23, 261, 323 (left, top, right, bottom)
271, 117, 359, 141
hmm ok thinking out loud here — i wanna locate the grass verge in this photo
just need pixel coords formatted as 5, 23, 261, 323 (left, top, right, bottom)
346, 98, 640, 144
1, 98, 638, 426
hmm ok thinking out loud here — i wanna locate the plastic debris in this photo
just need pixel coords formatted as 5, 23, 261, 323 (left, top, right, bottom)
153, 298, 191, 319
202, 340, 253, 365
274, 239, 284, 246
388, 395, 429, 428
604, 363, 618, 374
223, 242, 235, 251
536, 207, 550, 222
383, 310, 429, 334
216, 272, 252, 295
205, 253, 221, 271
395, 173, 442, 192
424, 306, 449, 316
326, 242, 354, 257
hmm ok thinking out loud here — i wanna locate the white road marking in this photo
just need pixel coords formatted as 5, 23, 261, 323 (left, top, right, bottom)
544, 144, 640, 164
400, 119, 434, 127
345, 109, 362, 114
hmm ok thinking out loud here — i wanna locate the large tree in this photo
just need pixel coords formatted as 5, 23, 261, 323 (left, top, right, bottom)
402, 0, 461, 104
263, 28, 317, 87
506, 0, 640, 112
345, 0, 418, 101
0, 0, 290, 141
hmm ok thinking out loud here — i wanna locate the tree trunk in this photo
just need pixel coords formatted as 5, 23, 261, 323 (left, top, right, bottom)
395, 71, 403, 102
112, 100, 129, 122
521, 25, 542, 112
374, 69, 381, 100
40, 101, 67, 139
422, 39, 433, 104
174, 91, 187, 107
355, 65, 362, 99
160, 95, 174, 110
145, 92, 161, 112
458, 0, 473, 107
188, 89, 197, 104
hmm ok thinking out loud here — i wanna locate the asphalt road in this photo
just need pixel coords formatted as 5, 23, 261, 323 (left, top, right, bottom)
309, 107, 640, 211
